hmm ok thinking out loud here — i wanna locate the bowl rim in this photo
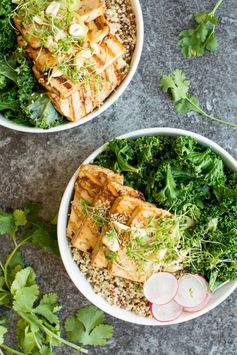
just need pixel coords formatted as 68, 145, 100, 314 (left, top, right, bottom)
57, 127, 237, 325
0, 0, 144, 134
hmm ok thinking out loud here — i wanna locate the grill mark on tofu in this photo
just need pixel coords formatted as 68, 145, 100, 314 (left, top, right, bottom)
14, 2, 128, 122
68, 165, 123, 240
73, 182, 144, 251
47, 58, 126, 121
56, 77, 73, 89
88, 16, 109, 43
77, 0, 104, 23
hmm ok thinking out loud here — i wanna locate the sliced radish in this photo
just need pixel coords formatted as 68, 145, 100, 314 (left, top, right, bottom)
174, 274, 208, 308
184, 292, 211, 313
144, 272, 178, 305
151, 300, 183, 322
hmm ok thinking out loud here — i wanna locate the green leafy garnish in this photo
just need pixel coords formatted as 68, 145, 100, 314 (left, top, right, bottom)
178, 0, 223, 57
0, 203, 59, 256
0, 203, 113, 354
80, 199, 108, 227
160, 69, 237, 127
105, 251, 119, 264
65, 305, 113, 346
0, 0, 17, 55
0, 0, 66, 128
95, 135, 237, 285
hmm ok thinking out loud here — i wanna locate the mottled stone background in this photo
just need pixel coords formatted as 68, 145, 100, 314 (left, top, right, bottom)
0, 0, 237, 354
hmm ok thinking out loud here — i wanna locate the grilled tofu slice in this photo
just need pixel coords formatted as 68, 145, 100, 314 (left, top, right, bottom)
91, 195, 143, 268
13, 0, 127, 123
127, 203, 171, 226
88, 16, 109, 43
108, 204, 171, 282
33, 66, 79, 101
25, 45, 64, 69
91, 35, 126, 73
67, 165, 123, 240
77, 0, 104, 23
48, 57, 126, 121
72, 182, 144, 251
14, 18, 42, 49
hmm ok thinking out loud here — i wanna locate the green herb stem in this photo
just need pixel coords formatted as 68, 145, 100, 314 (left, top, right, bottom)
0, 344, 26, 355
0, 260, 4, 273
211, 0, 224, 15
19, 313, 88, 354
4, 236, 32, 289
186, 97, 237, 127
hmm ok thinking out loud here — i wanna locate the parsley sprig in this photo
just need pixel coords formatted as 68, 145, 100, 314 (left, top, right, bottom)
178, 0, 223, 57
0, 204, 113, 354
160, 69, 237, 127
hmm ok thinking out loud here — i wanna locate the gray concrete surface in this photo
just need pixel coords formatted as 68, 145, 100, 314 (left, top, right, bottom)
0, 0, 237, 354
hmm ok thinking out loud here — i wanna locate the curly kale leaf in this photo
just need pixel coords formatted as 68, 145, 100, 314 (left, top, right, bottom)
0, 54, 18, 90
0, 50, 64, 128
95, 135, 237, 285
0, 0, 17, 54
174, 136, 226, 186
24, 93, 64, 129
134, 136, 172, 165
96, 139, 140, 173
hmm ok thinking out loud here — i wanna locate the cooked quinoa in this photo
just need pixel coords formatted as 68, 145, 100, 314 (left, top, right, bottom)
72, 248, 150, 318
104, 0, 137, 63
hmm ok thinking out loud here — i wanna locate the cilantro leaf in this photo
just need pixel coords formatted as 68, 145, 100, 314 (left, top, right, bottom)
13, 285, 39, 313
13, 210, 27, 228
160, 69, 190, 101
64, 315, 84, 342
160, 69, 237, 127
65, 305, 113, 346
86, 325, 113, 346
33, 293, 61, 324
11, 267, 39, 312
16, 318, 44, 353
7, 250, 25, 286
175, 95, 201, 114
11, 267, 36, 295
178, 0, 223, 57
0, 209, 27, 238
0, 203, 59, 256
29, 227, 59, 256
23, 203, 59, 256
0, 211, 15, 236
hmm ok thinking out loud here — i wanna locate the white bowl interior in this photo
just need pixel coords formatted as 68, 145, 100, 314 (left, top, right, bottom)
0, 0, 144, 133
58, 128, 237, 325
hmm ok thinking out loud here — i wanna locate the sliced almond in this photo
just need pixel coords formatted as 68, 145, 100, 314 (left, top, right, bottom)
69, 24, 88, 37
33, 15, 44, 25
113, 221, 130, 233
46, 1, 61, 17
102, 234, 120, 252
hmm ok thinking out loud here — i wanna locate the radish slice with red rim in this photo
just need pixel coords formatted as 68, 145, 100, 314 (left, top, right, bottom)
151, 300, 183, 322
174, 274, 208, 308
144, 272, 178, 305
184, 292, 211, 313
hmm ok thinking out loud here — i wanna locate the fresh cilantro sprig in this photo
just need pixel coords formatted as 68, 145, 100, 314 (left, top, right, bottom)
0, 203, 59, 256
65, 305, 113, 346
160, 69, 237, 127
0, 205, 113, 354
178, 0, 223, 57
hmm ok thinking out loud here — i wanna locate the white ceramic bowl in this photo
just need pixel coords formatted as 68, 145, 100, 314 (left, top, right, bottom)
0, 0, 144, 133
58, 128, 237, 325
